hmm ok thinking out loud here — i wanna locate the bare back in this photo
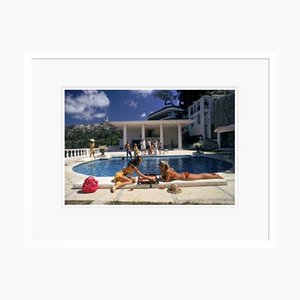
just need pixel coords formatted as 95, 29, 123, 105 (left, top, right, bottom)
165, 169, 186, 181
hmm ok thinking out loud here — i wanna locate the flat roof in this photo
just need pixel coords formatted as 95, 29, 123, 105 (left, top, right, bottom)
148, 106, 186, 117
214, 124, 235, 133
111, 119, 193, 128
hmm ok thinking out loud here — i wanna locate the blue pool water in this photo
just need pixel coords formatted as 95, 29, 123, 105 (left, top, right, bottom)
72, 155, 232, 177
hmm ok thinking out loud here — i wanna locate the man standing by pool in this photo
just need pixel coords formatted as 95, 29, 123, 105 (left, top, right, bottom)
140, 138, 146, 154
158, 138, 162, 155
124, 141, 132, 160
147, 139, 151, 151
89, 138, 96, 158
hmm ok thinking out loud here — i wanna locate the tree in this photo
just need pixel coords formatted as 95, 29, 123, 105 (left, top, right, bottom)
153, 90, 233, 110
64, 122, 121, 149
177, 90, 233, 109
152, 90, 178, 106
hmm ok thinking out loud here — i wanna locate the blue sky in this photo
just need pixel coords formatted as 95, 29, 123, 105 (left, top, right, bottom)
65, 90, 178, 125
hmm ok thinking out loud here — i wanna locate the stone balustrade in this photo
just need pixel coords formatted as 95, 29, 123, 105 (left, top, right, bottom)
65, 148, 100, 159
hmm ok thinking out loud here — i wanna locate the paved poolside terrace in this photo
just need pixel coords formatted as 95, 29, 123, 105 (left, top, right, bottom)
65, 150, 235, 205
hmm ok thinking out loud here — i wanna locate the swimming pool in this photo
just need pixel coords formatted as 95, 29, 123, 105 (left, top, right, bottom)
72, 155, 232, 177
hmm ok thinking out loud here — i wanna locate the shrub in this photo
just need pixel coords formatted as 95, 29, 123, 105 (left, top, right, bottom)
201, 139, 218, 150
192, 139, 218, 151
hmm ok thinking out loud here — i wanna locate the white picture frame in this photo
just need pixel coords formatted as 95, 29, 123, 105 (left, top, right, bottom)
24, 52, 275, 248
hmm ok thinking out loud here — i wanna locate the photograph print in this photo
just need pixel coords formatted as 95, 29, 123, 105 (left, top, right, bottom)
64, 89, 235, 205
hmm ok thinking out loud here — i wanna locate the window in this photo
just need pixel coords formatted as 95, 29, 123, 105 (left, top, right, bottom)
204, 112, 209, 124
204, 99, 209, 109
146, 129, 154, 137
197, 114, 201, 125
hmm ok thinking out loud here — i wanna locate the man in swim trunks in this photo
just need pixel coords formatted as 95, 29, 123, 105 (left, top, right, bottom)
89, 138, 96, 158
158, 160, 222, 182
124, 141, 132, 159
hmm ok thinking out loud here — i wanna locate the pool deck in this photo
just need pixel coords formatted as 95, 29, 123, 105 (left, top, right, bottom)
65, 150, 235, 205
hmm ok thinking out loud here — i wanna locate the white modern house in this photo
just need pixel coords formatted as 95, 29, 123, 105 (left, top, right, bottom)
110, 119, 192, 150
214, 125, 235, 149
212, 92, 235, 149
187, 95, 215, 140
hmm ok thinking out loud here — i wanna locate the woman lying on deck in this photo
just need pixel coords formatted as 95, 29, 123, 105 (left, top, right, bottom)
158, 160, 223, 182
111, 157, 154, 193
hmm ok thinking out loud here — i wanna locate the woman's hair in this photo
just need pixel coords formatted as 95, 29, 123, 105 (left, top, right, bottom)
159, 160, 170, 169
128, 157, 142, 167
159, 160, 169, 181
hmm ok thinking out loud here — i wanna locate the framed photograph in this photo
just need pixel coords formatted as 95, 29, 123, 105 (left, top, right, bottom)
64, 88, 235, 205
24, 53, 273, 247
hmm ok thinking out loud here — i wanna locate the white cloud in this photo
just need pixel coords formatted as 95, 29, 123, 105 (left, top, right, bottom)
131, 90, 153, 97
94, 113, 107, 119
140, 113, 146, 117
124, 99, 138, 109
65, 90, 109, 121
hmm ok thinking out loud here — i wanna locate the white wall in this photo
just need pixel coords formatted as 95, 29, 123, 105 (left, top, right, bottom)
6, 1, 297, 300
188, 97, 214, 138
163, 127, 178, 148
127, 127, 142, 143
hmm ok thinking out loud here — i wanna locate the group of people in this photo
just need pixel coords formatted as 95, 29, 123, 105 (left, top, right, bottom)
124, 139, 163, 159
89, 138, 164, 160
110, 157, 222, 193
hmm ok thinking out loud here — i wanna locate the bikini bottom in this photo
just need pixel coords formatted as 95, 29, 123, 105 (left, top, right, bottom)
183, 172, 190, 180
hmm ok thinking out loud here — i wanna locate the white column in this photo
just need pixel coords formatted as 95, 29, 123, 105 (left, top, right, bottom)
159, 122, 164, 147
177, 123, 182, 149
141, 124, 145, 140
123, 125, 127, 148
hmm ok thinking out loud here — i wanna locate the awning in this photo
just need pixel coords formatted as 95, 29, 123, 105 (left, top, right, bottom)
214, 124, 235, 133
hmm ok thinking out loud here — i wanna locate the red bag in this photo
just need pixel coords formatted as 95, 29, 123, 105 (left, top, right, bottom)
82, 176, 98, 193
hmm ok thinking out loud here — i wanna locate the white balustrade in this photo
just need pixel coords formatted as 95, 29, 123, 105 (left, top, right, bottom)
64, 148, 100, 159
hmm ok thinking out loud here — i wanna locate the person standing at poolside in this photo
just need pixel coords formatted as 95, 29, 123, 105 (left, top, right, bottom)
148, 142, 155, 155
142, 139, 146, 154
158, 160, 223, 182
154, 140, 159, 155
147, 139, 151, 151
124, 141, 132, 159
133, 143, 141, 159
111, 157, 154, 193
139, 139, 143, 151
89, 138, 96, 158
158, 139, 162, 155
140, 138, 146, 154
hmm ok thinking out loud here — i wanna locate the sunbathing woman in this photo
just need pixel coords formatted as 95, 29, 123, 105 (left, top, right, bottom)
158, 160, 223, 182
111, 157, 154, 193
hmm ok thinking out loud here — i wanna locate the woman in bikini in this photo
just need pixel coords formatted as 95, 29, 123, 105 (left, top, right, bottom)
158, 160, 223, 182
111, 157, 154, 193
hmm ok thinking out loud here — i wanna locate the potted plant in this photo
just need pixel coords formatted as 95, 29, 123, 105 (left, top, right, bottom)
99, 145, 108, 155
193, 142, 203, 153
